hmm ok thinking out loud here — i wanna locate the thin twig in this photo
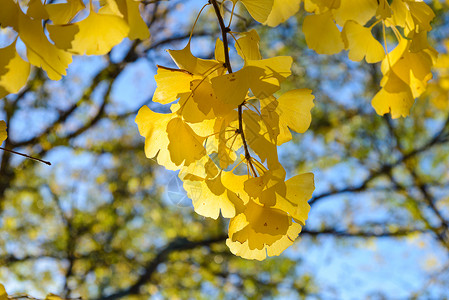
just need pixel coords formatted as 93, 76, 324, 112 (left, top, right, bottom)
0, 147, 51, 165
209, 0, 257, 177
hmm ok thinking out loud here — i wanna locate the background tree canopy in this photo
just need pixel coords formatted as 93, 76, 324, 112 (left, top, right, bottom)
1, 0, 449, 299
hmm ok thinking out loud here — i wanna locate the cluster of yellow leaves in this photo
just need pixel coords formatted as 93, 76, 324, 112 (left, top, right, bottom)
136, 14, 316, 259
301, 0, 437, 119
0, 283, 64, 300
0, 0, 149, 97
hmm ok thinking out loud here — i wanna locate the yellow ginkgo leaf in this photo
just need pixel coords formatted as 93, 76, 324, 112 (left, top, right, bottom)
0, 121, 7, 145
388, 0, 413, 33
333, 0, 377, 26
244, 168, 284, 203
273, 173, 314, 225
303, 11, 344, 55
0, 283, 8, 300
214, 38, 225, 62
27, 0, 49, 20
243, 110, 279, 166
371, 87, 414, 119
176, 92, 212, 124
0, 0, 20, 29
304, 0, 341, 13
277, 89, 315, 135
45, 294, 64, 300
124, 0, 150, 40
247, 201, 290, 235
167, 118, 206, 166
183, 174, 236, 219
188, 79, 235, 119
221, 170, 249, 204
214, 117, 240, 169
180, 155, 219, 180
0, 43, 14, 78
260, 96, 291, 145
135, 106, 179, 170
188, 80, 220, 117
99, 0, 123, 15
246, 56, 293, 98
227, 214, 267, 260
18, 12, 72, 80
47, 8, 129, 55
211, 67, 253, 107
238, 0, 274, 23
407, 1, 435, 32
45, 0, 85, 25
168, 43, 224, 76
235, 30, 262, 61
381, 39, 435, 98
226, 200, 302, 260
376, 0, 392, 19
342, 20, 385, 63
153, 66, 197, 104
373, 70, 414, 118
264, 0, 300, 27
410, 30, 432, 52
100, 0, 150, 40
0, 42, 31, 98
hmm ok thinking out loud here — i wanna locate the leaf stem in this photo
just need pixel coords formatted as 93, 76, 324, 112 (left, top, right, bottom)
209, 0, 257, 177
0, 147, 51, 165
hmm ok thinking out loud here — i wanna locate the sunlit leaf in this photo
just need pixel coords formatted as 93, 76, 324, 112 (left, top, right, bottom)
167, 118, 206, 166
237, 0, 274, 23
0, 41, 30, 98
135, 106, 179, 170
153, 66, 198, 104
277, 89, 315, 135
47, 7, 129, 55
227, 200, 302, 260
333, 0, 377, 26
18, 12, 72, 80
27, 0, 49, 20
0, 121, 7, 145
100, 0, 150, 40
0, 283, 8, 300
342, 20, 385, 63
264, 0, 301, 27
303, 11, 344, 55
45, 0, 85, 24
235, 30, 262, 61
0, 0, 20, 29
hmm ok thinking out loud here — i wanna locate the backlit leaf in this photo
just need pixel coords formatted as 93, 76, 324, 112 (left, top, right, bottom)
18, 12, 72, 80
303, 11, 344, 55
45, 0, 85, 24
264, 0, 301, 27
0, 41, 31, 98
48, 7, 129, 55
0, 121, 7, 145
342, 20, 385, 63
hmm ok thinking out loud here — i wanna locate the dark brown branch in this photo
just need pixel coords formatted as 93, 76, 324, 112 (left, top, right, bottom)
302, 227, 428, 238
210, 0, 232, 73
382, 116, 449, 249
97, 235, 227, 300
210, 0, 257, 176
310, 117, 449, 205
0, 147, 51, 165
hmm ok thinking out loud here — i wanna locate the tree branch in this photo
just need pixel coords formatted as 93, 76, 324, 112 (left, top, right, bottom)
97, 235, 227, 300
210, 0, 257, 177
